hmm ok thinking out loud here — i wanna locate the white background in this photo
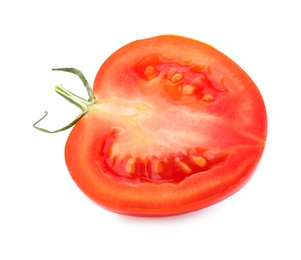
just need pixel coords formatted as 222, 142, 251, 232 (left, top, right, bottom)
1, 0, 300, 259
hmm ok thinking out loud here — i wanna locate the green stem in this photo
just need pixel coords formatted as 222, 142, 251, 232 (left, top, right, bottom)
55, 85, 90, 112
33, 111, 86, 134
52, 68, 94, 101
33, 68, 96, 133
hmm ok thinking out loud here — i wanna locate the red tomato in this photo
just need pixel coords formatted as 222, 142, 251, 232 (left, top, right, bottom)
35, 35, 267, 217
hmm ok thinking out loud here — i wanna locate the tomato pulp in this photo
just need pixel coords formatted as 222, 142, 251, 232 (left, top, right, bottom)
35, 35, 267, 217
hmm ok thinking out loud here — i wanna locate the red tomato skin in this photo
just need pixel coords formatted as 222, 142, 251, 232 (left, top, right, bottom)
64, 35, 267, 217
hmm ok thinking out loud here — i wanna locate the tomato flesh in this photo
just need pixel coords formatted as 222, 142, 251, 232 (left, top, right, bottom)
94, 53, 232, 184
65, 35, 267, 216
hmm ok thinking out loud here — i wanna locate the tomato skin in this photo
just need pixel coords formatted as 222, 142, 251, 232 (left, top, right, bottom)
64, 35, 267, 217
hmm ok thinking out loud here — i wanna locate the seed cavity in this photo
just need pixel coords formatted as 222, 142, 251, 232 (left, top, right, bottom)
134, 54, 228, 104
100, 146, 229, 184
98, 122, 230, 185
132, 53, 229, 106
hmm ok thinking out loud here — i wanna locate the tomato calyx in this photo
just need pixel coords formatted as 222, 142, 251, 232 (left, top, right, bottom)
33, 68, 96, 133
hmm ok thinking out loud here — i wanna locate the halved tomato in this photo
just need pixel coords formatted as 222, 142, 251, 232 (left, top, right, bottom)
35, 35, 267, 217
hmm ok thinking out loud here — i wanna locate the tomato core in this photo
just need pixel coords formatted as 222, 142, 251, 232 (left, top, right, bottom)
92, 54, 234, 184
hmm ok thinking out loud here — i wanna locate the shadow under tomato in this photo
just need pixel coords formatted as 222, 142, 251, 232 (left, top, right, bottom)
113, 203, 225, 224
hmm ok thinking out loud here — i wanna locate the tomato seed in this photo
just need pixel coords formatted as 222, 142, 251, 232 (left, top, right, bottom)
178, 161, 193, 174
125, 158, 136, 174
193, 77, 204, 85
167, 68, 177, 79
171, 73, 183, 83
192, 156, 207, 167
203, 150, 217, 161
145, 66, 156, 80
202, 94, 214, 102
182, 85, 195, 95
153, 159, 163, 174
